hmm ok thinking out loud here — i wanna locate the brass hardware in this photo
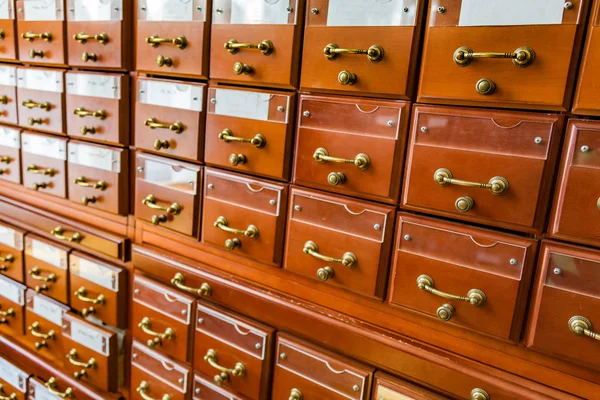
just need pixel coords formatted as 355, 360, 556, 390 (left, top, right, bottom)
313, 147, 370, 170
80, 125, 96, 135
74, 287, 105, 305
171, 272, 212, 296
156, 55, 172, 67
28, 117, 43, 125
327, 172, 345, 186
569, 316, 600, 341
436, 303, 455, 321
137, 381, 171, 400
0, 306, 15, 319
74, 107, 107, 119
82, 196, 96, 206
73, 369, 87, 380
0, 95, 7, 104
21, 31, 52, 42
454, 46, 535, 67
597, 197, 600, 210
476, 78, 496, 96
417, 275, 487, 307
81, 307, 95, 317
66, 349, 97, 369
145, 117, 184, 134
218, 128, 266, 148
28, 267, 57, 283
0, 29, 4, 41
434, 168, 509, 195
28, 321, 55, 340
29, 49, 44, 58
51, 226, 83, 243
324, 43, 384, 62
146, 35, 187, 49
316, 266, 334, 281
73, 32, 108, 45
153, 139, 169, 150
214, 216, 258, 238
228, 153, 247, 166
289, 388, 303, 400
0, 253, 13, 263
204, 349, 246, 387
34, 340, 47, 350
455, 196, 474, 213
338, 70, 356, 85
22, 99, 51, 111
33, 183, 47, 191
142, 194, 181, 215
45, 377, 74, 398
138, 317, 175, 348
303, 241, 357, 268
224, 238, 241, 251
82, 52, 97, 62
225, 39, 274, 56
0, 383, 17, 400
471, 388, 490, 400
233, 62, 252, 75
74, 176, 107, 191
35, 284, 48, 293
151, 215, 167, 225
0, 156, 9, 163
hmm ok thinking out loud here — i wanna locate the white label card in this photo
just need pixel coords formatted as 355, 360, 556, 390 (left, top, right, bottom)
78, 257, 117, 291
0, 358, 26, 392
68, 142, 120, 173
0, 128, 20, 149
17, 68, 63, 93
0, 66, 16, 86
144, 0, 193, 21
459, 0, 566, 26
66, 73, 120, 99
141, 80, 203, 111
230, 0, 290, 25
0, 0, 11, 20
31, 239, 65, 268
33, 295, 63, 325
32, 382, 57, 400
71, 320, 109, 355
22, 133, 66, 160
143, 159, 197, 194
73, 0, 121, 21
327, 0, 410, 27
214, 89, 270, 121
23, 0, 58, 21
0, 226, 16, 247
0, 278, 23, 304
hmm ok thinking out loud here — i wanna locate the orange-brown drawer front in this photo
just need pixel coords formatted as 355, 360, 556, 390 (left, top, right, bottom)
389, 213, 537, 341
573, 0, 600, 115
284, 187, 395, 299
17, 68, 65, 135
0, 221, 25, 283
0, 275, 26, 337
16, 0, 66, 65
301, 0, 423, 98
193, 373, 248, 400
525, 241, 600, 370
21, 132, 67, 198
372, 372, 447, 400
0, 1, 17, 61
402, 105, 562, 234
0, 126, 21, 185
0, 66, 18, 124
0, 357, 28, 400
24, 235, 69, 304
294, 94, 409, 203
418, 0, 589, 111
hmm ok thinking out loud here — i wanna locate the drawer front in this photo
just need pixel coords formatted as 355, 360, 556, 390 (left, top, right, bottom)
16, 0, 66, 65
419, 0, 588, 110
193, 302, 274, 399
402, 105, 562, 233
205, 86, 295, 180
135, 152, 202, 237
0, 125, 21, 184
525, 241, 600, 370
202, 168, 288, 266
0, 357, 28, 400
135, 77, 206, 161
294, 94, 408, 203
21, 152, 66, 198
301, 0, 423, 98
0, 66, 18, 123
66, 72, 129, 145
24, 235, 69, 304
67, 141, 128, 215
284, 187, 395, 298
389, 213, 537, 340
209, 0, 303, 88
17, 67, 65, 134
0, 221, 25, 283
573, 0, 600, 115
0, 275, 26, 337
193, 373, 246, 400
0, 2, 17, 61
132, 274, 195, 363
372, 372, 446, 400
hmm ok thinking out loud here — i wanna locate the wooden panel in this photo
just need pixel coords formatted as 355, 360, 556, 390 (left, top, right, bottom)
372, 372, 447, 400
0, 126, 21, 185
24, 235, 70, 304
0, 66, 19, 124
572, 0, 600, 115
0, 275, 26, 337
0, 1, 18, 61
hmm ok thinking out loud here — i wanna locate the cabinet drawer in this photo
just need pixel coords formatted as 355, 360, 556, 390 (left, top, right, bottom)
132, 274, 195, 363
372, 372, 446, 400
24, 235, 69, 304
193, 373, 249, 400
210, 0, 304, 88
67, 141, 128, 215
136, 0, 209, 78
17, 68, 65, 135
205, 86, 295, 180
202, 168, 288, 266
0, 126, 21, 185
194, 301, 274, 400
0, 275, 26, 337
284, 187, 395, 299
16, 0, 66, 65
135, 152, 202, 237
272, 334, 373, 400
0, 221, 25, 283
0, 357, 29, 400
301, 0, 424, 98
0, 1, 17, 61
66, 72, 129, 146
419, 0, 589, 111
135, 77, 206, 162
21, 131, 67, 198
525, 241, 600, 370
402, 105, 562, 234
0, 66, 18, 124
294, 94, 409, 203
69, 251, 126, 328
131, 340, 192, 400
389, 213, 537, 341
573, 0, 600, 115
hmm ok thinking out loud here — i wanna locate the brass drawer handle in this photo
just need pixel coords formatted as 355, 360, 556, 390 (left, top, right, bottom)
0, 95, 8, 104
29, 49, 44, 58
224, 238, 241, 251
0, 29, 4, 41
303, 240, 357, 268
0, 155, 9, 164
454, 46, 535, 68
28, 117, 43, 125
417, 275, 487, 308
73, 32, 108, 45
434, 168, 509, 196
225, 39, 274, 56
138, 317, 175, 348
67, 349, 97, 369
153, 139, 169, 150
74, 287, 105, 305
22, 99, 51, 111
74, 107, 107, 120
146, 35, 187, 49
218, 128, 266, 148
82, 52, 97, 62
50, 226, 83, 243
137, 381, 171, 400
214, 216, 259, 238
0, 252, 14, 262
0, 383, 17, 400
80, 126, 96, 135
74, 176, 107, 191
289, 388, 303, 400
471, 388, 490, 400
145, 117, 184, 134
171, 272, 211, 296
45, 377, 74, 398
0, 306, 15, 324
324, 43, 384, 62
29, 267, 56, 283
204, 349, 246, 387
28, 321, 55, 339
228, 154, 246, 166
338, 70, 357, 85
33, 182, 47, 191
142, 194, 181, 215
569, 316, 600, 341
81, 195, 96, 206
21, 31, 52, 42
233, 62, 252, 75
313, 147, 370, 170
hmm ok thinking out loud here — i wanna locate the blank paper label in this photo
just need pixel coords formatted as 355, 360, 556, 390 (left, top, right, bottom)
214, 89, 270, 121
31, 239, 66, 268
0, 278, 23, 304
0, 358, 26, 392
327, 0, 410, 27
230, 0, 290, 24
68, 142, 120, 172
459, 0, 566, 26
144, 0, 193, 21
17, 68, 63, 93
22, 133, 67, 160
142, 80, 203, 111
23, 0, 58, 21
73, 0, 120, 21
0, 66, 16, 86
0, 226, 16, 248
71, 320, 109, 355
79, 257, 118, 291
66, 73, 120, 99
33, 295, 63, 325
0, 0, 10, 19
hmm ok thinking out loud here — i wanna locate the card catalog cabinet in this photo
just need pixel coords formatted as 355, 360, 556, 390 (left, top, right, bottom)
0, 275, 26, 337
16, 68, 65, 135
0, 0, 17, 61
20, 132, 67, 198
24, 235, 69, 304
0, 126, 21, 184
0, 221, 24, 283
0, 357, 29, 400
573, 0, 600, 115
16, 0, 66, 66
0, 66, 18, 125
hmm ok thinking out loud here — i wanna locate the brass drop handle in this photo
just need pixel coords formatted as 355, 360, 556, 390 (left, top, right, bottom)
50, 226, 83, 243
218, 128, 266, 148
137, 381, 172, 400
324, 43, 384, 62
417, 275, 487, 307
138, 317, 175, 348
204, 349, 246, 387
434, 168, 509, 196
171, 272, 212, 296
66, 349, 97, 369
73, 32, 108, 45
74, 287, 105, 305
28, 321, 55, 339
146, 35, 187, 49
569, 316, 600, 341
454, 46, 535, 67
313, 147, 370, 170
145, 117, 184, 134
303, 240, 357, 268
74, 176, 107, 191
289, 388, 303, 400
21, 31, 52, 42
0, 383, 17, 400
214, 216, 259, 238
45, 377, 74, 398
471, 388, 490, 400
0, 252, 14, 262
22, 99, 51, 111
28, 267, 56, 283
225, 39, 274, 56
233, 62, 252, 75
74, 107, 107, 120
142, 194, 181, 215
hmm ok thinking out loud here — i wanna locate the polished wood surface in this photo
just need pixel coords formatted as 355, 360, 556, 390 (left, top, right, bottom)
16, 20, 67, 66
0, 83, 18, 125
17, 88, 65, 135
24, 234, 70, 304
0, 220, 24, 283
0, 6, 17, 62
372, 371, 447, 400
0, 275, 26, 337
573, 0, 600, 115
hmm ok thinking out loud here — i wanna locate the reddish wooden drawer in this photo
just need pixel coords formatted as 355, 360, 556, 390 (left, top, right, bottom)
135, 77, 206, 162
193, 301, 274, 400
205, 85, 295, 181
372, 372, 446, 400
389, 213, 537, 341
0, 126, 21, 184
135, 152, 202, 237
0, 221, 25, 283
301, 0, 424, 98
0, 275, 26, 337
202, 168, 288, 266
132, 273, 195, 363
66, 72, 129, 146
294, 94, 409, 203
272, 334, 373, 400
16, 0, 66, 65
210, 0, 304, 88
402, 105, 562, 234
135, 0, 209, 79
20, 131, 67, 197
525, 241, 600, 371
573, 0, 600, 115
0, 1, 17, 61
17, 68, 65, 135
193, 373, 249, 400
284, 187, 395, 299
24, 235, 69, 304
67, 141, 128, 215
418, 0, 589, 111
0, 357, 29, 400
0, 66, 18, 124
69, 251, 126, 328
131, 340, 192, 400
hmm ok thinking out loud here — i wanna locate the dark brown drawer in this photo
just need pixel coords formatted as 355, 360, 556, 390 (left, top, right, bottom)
0, 66, 18, 124
21, 131, 67, 198
372, 372, 447, 400
0, 1, 18, 61
16, 0, 66, 66
17, 67, 65, 135
193, 373, 248, 400
0, 221, 25, 283
24, 235, 69, 304
0, 356, 29, 400
0, 274, 26, 338
0, 126, 21, 185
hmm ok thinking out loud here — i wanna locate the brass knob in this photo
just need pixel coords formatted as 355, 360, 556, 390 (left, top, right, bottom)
289, 388, 303, 400
156, 55, 172, 67
151, 215, 167, 225
81, 52, 97, 62
81, 307, 95, 317
34, 340, 47, 350
327, 172, 345, 186
338, 70, 356, 85
0, 95, 7, 105
153, 139, 169, 150
233, 62, 252, 75
33, 182, 47, 191
436, 304, 455, 321
224, 238, 241, 251
80, 126, 96, 135
0, 29, 4, 40
228, 153, 247, 166
316, 266, 334, 281
81, 196, 96, 206
213, 373, 226, 387
28, 117, 42, 125
455, 196, 474, 212
29, 49, 44, 58
471, 388, 490, 400
476, 78, 496, 95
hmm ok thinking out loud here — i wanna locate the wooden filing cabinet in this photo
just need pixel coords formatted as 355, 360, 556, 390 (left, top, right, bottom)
193, 373, 249, 400
0, 356, 29, 400
573, 0, 600, 115
0, 65, 18, 125
0, 275, 26, 337
0, 221, 24, 283
20, 131, 67, 197
0, 0, 17, 61
16, 68, 65, 135
16, 0, 66, 66
0, 126, 21, 184
24, 235, 69, 304
372, 372, 447, 400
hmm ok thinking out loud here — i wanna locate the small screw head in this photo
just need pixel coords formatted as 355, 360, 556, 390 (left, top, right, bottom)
353, 385, 360, 392
303, 111, 311, 117
269, 199, 276, 205
255, 343, 262, 349
280, 353, 287, 360
403, 6, 409, 12
178, 378, 184, 384
374, 224, 381, 230
134, 289, 140, 295
387, 120, 394, 127
198, 318, 204, 324
197, 6, 202, 11
294, 205, 301, 211
581, 145, 590, 153
195, 388, 201, 394
277, 106, 284, 112
216, 8, 223, 14
437, 6, 446, 13
210, 98, 217, 104
420, 126, 429, 133
137, 166, 144, 172
554, 267, 562, 275
403, 234, 411, 241
564, 1, 573, 10
181, 309, 187, 315
311, 7, 319, 14
509, 258, 518, 266
287, 7, 293, 13
132, 353, 138, 359
534, 137, 543, 144
208, 183, 214, 189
